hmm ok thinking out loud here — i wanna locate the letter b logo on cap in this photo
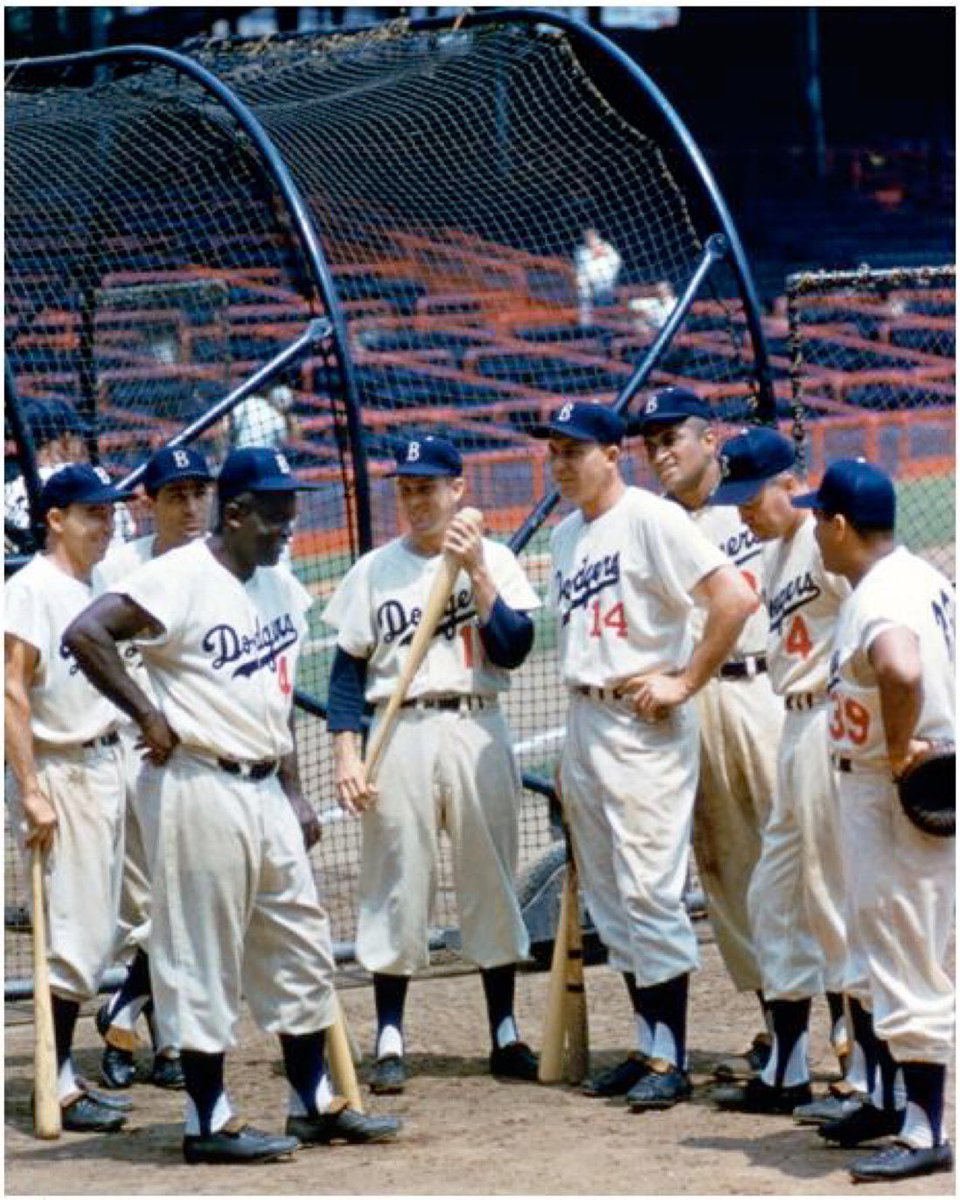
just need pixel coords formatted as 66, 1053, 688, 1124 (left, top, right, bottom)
275, 453, 291, 475
558, 402, 574, 423
406, 441, 421, 462
173, 449, 190, 469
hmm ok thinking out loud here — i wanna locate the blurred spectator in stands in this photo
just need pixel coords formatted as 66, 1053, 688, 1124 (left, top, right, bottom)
228, 384, 301, 452
6, 400, 135, 551
574, 227, 622, 326
629, 281, 678, 336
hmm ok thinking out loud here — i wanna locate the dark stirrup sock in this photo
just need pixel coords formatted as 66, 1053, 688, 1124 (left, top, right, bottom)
373, 972, 410, 1057
635, 973, 690, 1068
480, 963, 520, 1049
180, 1050, 226, 1137
899, 1061, 946, 1147
761, 998, 812, 1087
279, 1030, 328, 1117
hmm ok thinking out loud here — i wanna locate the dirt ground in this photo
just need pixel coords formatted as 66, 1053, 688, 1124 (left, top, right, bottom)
5, 929, 955, 1197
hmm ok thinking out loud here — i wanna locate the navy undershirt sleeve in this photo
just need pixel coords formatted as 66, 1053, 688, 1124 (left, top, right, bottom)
478, 596, 535, 669
326, 646, 368, 732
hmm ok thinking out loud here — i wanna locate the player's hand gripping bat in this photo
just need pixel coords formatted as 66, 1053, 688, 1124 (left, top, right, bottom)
363, 507, 484, 783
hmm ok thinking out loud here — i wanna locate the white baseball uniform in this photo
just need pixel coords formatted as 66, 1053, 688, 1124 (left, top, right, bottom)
688, 504, 783, 993
5, 555, 125, 1014
93, 536, 158, 962
828, 546, 955, 1066
747, 515, 851, 1000
550, 486, 727, 990
109, 538, 336, 1054
323, 535, 539, 974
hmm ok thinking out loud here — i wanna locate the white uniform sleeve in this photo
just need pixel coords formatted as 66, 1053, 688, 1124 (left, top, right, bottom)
117, 554, 191, 645
643, 497, 728, 604
322, 554, 376, 658
5, 569, 43, 657
485, 541, 541, 612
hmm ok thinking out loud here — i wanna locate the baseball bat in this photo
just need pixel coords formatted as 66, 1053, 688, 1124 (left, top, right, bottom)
563, 858, 589, 1084
31, 848, 61, 1139
537, 860, 572, 1084
363, 506, 483, 783
326, 994, 363, 1112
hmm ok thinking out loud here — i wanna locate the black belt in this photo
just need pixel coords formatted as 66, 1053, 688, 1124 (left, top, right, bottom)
217, 757, 279, 781
81, 730, 121, 751
719, 654, 767, 680
573, 685, 625, 702
785, 692, 825, 712
400, 695, 490, 712
832, 756, 853, 774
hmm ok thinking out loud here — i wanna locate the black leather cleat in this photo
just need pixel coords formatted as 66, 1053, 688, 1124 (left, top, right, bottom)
369, 1054, 407, 1095
286, 1102, 401, 1145
151, 1055, 185, 1090
818, 1102, 901, 1147
582, 1053, 648, 1098
848, 1140, 953, 1182
714, 1077, 812, 1114
61, 1093, 127, 1133
627, 1062, 692, 1111
714, 1032, 772, 1081
183, 1122, 299, 1165
793, 1093, 864, 1125
96, 1003, 137, 1089
75, 1076, 135, 1111
490, 1041, 539, 1081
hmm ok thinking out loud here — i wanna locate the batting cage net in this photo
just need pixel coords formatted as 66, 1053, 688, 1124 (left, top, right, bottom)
785, 265, 955, 581
1, 14, 844, 991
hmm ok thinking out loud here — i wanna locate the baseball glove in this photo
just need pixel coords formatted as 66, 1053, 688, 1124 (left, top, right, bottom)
897, 743, 955, 838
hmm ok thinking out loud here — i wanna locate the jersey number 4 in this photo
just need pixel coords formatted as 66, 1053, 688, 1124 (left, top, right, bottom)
784, 614, 812, 659
589, 600, 628, 639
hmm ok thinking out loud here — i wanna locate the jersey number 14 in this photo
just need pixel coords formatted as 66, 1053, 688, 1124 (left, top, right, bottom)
589, 600, 628, 639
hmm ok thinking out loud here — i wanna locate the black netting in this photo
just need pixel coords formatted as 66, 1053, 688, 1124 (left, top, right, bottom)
787, 266, 956, 581
5, 16, 766, 989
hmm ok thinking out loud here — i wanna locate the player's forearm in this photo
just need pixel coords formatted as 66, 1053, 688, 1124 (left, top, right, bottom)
63, 618, 156, 727
875, 662, 924, 771
478, 597, 535, 669
683, 580, 756, 695
4, 686, 41, 794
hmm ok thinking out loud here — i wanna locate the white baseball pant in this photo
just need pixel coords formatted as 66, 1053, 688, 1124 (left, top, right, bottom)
748, 704, 848, 999
693, 673, 781, 991
9, 742, 124, 1001
357, 702, 529, 975
560, 693, 700, 986
837, 768, 954, 1065
113, 729, 152, 959
146, 750, 337, 1054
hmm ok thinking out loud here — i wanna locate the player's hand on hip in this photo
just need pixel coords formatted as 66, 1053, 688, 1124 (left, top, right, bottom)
620, 671, 690, 721
21, 786, 57, 852
135, 708, 180, 766
890, 737, 934, 782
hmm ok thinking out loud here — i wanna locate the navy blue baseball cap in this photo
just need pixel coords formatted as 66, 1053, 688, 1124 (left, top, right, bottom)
710, 427, 797, 506
217, 447, 323, 500
392, 436, 463, 477
39, 464, 134, 516
792, 458, 896, 530
530, 401, 625, 445
633, 386, 713, 430
143, 446, 213, 497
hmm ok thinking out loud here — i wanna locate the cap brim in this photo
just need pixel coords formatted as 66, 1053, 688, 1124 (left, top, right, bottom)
791, 491, 821, 510
147, 470, 213, 492
226, 479, 325, 494
710, 476, 770, 506
529, 422, 610, 443
388, 464, 461, 477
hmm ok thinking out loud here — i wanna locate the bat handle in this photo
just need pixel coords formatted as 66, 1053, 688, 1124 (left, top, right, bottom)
31, 847, 62, 1139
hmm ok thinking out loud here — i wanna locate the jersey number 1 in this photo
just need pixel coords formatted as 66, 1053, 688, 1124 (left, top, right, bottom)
589, 600, 627, 639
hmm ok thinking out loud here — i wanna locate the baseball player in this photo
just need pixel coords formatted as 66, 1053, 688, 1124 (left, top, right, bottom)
635, 387, 791, 1076
703, 429, 855, 1118
6, 400, 136, 549
64, 448, 401, 1164
91, 446, 214, 1091
5, 464, 135, 1133
794, 460, 954, 1183
533, 401, 757, 1110
323, 435, 541, 1094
